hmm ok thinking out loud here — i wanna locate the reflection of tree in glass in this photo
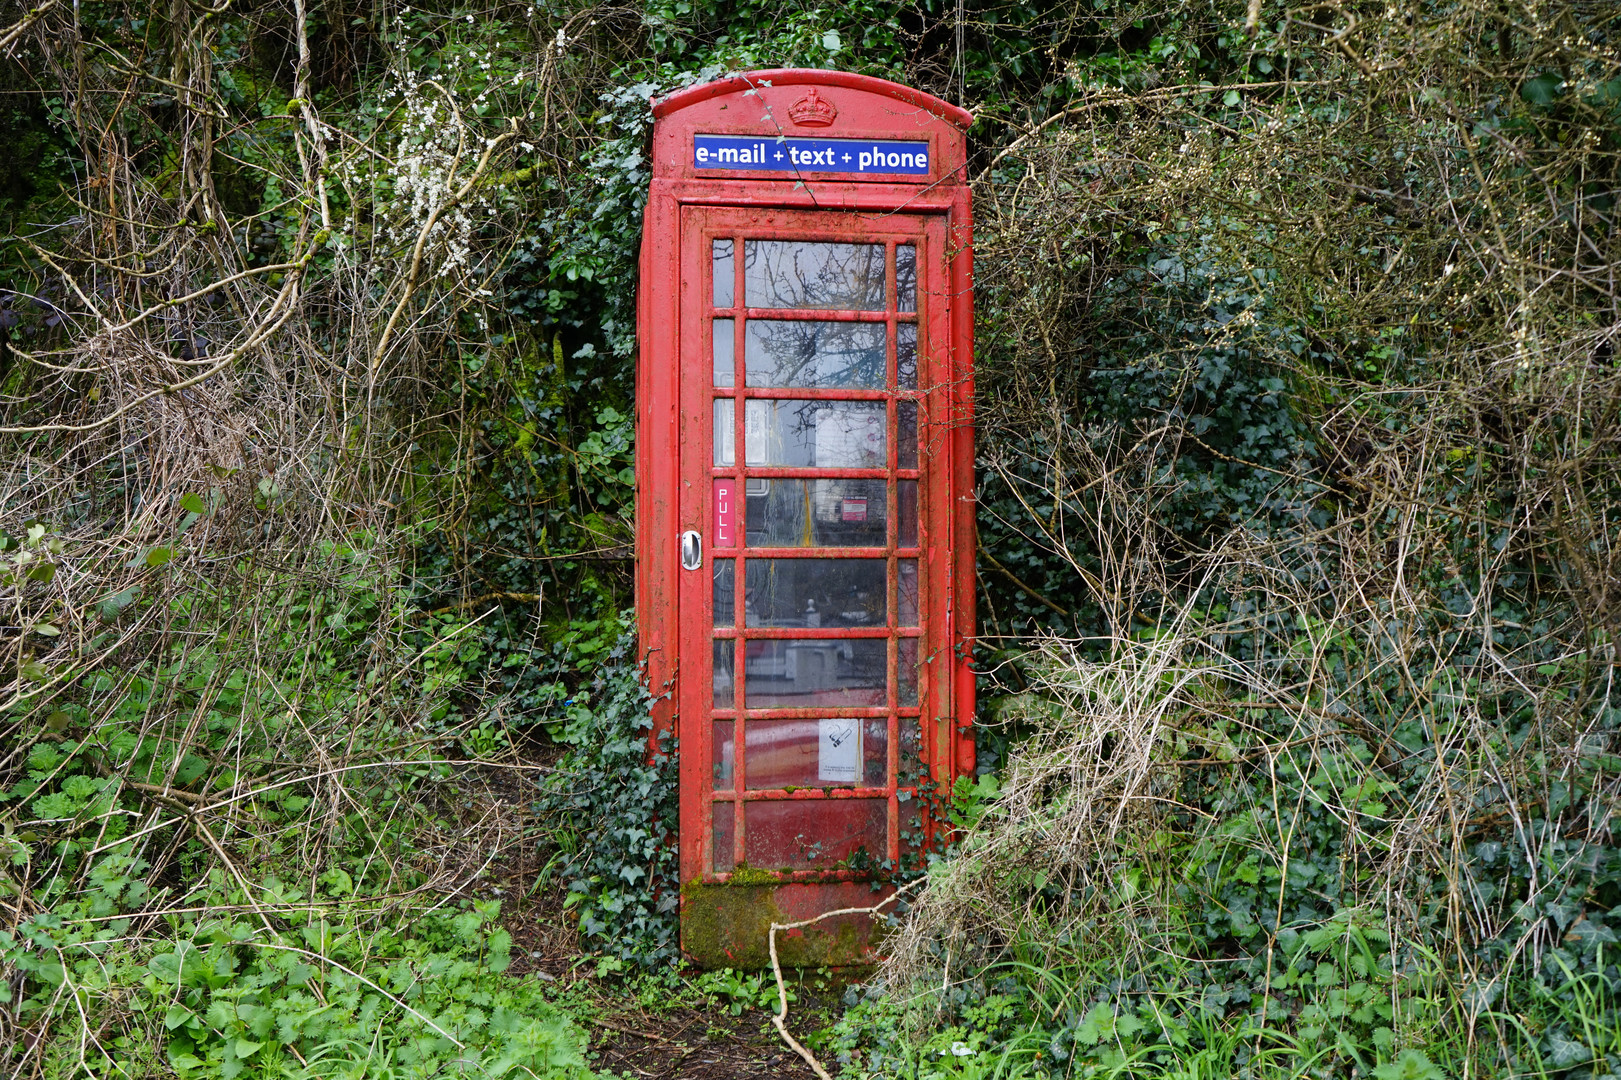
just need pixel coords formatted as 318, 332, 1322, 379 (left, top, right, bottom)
809, 402, 886, 468
746, 320, 885, 388
712, 239, 735, 307
786, 400, 821, 466
896, 245, 917, 312
743, 241, 885, 310
897, 324, 916, 389
745, 558, 887, 627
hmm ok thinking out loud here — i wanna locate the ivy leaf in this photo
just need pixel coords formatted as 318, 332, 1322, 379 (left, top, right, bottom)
1546, 1031, 1591, 1067
318, 868, 355, 896
1520, 72, 1562, 104
98, 586, 140, 621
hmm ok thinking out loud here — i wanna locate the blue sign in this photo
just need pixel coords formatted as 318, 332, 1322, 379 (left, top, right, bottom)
694, 134, 931, 176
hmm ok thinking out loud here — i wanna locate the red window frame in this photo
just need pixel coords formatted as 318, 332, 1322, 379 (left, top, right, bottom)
676, 207, 952, 886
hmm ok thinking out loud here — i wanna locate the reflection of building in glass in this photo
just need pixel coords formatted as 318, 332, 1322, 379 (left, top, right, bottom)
745, 558, 886, 627
744, 479, 888, 548
738, 399, 887, 467
743, 639, 887, 708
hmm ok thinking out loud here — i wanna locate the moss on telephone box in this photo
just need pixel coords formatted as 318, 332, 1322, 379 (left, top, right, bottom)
680, 877, 881, 969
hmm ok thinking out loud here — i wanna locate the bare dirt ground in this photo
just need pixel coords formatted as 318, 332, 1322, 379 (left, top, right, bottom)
575, 1004, 825, 1080
454, 738, 832, 1079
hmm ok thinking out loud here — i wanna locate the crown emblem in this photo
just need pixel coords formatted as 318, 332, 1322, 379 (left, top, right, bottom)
787, 87, 837, 127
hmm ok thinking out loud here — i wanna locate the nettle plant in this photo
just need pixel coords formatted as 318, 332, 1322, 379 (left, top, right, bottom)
1, 523, 65, 686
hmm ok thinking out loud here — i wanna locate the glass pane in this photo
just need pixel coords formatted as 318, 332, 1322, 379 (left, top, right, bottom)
714, 807, 736, 872
899, 559, 919, 626
898, 400, 917, 469
714, 398, 735, 466
745, 558, 887, 628
899, 796, 924, 867
897, 323, 917, 390
745, 399, 886, 468
714, 639, 735, 707
745, 320, 884, 389
743, 718, 885, 789
714, 560, 734, 626
744, 241, 885, 310
899, 638, 919, 707
746, 479, 887, 548
714, 720, 735, 790
744, 639, 886, 708
713, 319, 734, 387
898, 480, 918, 547
743, 798, 887, 869
897, 245, 917, 313
713, 239, 734, 308
863, 717, 889, 788
898, 714, 923, 783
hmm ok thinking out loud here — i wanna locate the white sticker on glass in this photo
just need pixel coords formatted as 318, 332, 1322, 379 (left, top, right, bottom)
818, 718, 862, 783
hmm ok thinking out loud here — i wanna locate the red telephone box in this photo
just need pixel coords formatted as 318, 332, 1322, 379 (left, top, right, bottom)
636, 70, 974, 967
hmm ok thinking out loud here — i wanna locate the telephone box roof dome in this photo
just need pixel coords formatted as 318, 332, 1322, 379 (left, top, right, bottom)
652, 69, 974, 131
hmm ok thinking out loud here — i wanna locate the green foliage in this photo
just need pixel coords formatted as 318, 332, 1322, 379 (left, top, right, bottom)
6, 0, 1621, 1076
532, 641, 680, 968
829, 946, 1430, 1079
0, 535, 540, 1074
836, 626, 1621, 1077
1, 882, 597, 1079
907, 0, 1621, 1069
949, 774, 1001, 832
693, 967, 789, 1015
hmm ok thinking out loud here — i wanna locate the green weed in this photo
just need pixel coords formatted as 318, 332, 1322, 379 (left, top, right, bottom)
693, 968, 792, 1016
2, 883, 596, 1079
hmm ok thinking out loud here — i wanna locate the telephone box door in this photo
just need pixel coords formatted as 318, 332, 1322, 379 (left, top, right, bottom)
676, 205, 955, 966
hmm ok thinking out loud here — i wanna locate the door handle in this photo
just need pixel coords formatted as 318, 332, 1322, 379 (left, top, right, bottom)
680, 530, 702, 571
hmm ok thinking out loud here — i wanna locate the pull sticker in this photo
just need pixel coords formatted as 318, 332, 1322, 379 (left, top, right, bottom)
713, 480, 736, 547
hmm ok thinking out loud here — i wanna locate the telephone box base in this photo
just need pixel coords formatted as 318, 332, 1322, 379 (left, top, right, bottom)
680, 880, 895, 969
